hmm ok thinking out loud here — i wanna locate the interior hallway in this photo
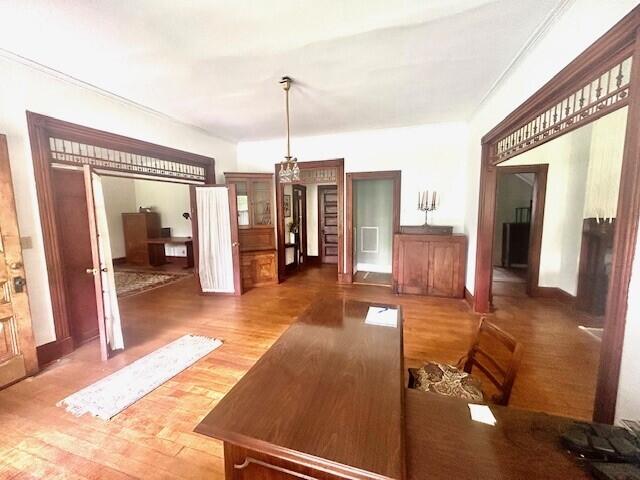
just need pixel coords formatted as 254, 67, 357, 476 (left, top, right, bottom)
0, 265, 600, 478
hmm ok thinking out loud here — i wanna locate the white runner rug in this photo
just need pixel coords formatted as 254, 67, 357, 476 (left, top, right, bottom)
58, 334, 223, 420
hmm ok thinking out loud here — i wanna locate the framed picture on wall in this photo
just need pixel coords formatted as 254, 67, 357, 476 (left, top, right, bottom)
284, 194, 292, 217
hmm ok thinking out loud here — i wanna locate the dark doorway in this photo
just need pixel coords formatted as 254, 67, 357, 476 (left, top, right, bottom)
292, 184, 307, 269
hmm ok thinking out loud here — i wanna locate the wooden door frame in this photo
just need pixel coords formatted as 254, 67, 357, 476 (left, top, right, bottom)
292, 184, 307, 267
473, 6, 640, 423
493, 164, 548, 298
274, 159, 344, 282
26, 112, 216, 366
344, 171, 401, 283
189, 184, 243, 296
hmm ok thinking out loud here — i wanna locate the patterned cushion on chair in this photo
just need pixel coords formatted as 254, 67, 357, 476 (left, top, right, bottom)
410, 362, 484, 402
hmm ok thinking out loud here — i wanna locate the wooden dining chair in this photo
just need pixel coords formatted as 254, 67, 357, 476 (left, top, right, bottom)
409, 317, 523, 406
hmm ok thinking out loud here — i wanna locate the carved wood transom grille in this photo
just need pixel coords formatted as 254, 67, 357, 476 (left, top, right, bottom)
494, 56, 633, 163
48, 137, 207, 182
298, 167, 337, 185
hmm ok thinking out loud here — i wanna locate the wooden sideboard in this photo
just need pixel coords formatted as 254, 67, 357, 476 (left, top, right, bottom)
122, 212, 161, 266
393, 233, 466, 298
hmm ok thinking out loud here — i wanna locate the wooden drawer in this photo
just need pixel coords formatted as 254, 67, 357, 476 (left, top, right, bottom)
241, 250, 277, 289
224, 444, 350, 480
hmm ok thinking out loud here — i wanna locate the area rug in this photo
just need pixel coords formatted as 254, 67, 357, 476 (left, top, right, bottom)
115, 270, 190, 298
57, 335, 223, 420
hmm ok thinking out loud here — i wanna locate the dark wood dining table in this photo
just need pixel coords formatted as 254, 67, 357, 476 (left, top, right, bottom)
195, 298, 590, 480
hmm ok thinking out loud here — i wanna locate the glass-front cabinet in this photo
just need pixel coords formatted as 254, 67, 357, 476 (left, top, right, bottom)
225, 174, 273, 229
224, 172, 277, 290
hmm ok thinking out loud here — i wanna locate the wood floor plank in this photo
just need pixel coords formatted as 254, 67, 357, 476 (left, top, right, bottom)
0, 265, 599, 478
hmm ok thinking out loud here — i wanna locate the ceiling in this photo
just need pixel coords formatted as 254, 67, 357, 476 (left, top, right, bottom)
0, 0, 565, 141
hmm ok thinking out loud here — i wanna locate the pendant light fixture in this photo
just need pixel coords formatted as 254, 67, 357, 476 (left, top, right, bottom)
278, 76, 300, 183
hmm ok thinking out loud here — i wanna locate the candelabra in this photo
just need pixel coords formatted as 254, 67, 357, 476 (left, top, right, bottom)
418, 190, 439, 225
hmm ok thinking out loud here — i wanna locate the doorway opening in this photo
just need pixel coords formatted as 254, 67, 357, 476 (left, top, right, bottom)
345, 171, 401, 285
491, 165, 547, 299
27, 112, 216, 365
275, 159, 344, 282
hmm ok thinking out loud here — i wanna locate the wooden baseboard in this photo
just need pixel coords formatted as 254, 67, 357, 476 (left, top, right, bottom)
464, 287, 474, 309
533, 286, 576, 304
306, 255, 321, 265
338, 273, 351, 284
36, 336, 74, 368
112, 257, 126, 265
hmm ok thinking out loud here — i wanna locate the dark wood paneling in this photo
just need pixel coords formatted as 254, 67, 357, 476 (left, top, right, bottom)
238, 229, 275, 252
345, 171, 401, 283
394, 234, 466, 298
196, 299, 405, 480
35, 336, 74, 368
122, 213, 161, 266
51, 169, 98, 346
241, 250, 278, 289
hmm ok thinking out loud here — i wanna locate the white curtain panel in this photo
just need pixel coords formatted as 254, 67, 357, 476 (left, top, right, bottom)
92, 173, 125, 351
196, 187, 235, 293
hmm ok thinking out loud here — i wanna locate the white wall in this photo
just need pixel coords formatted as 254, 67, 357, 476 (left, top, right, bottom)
0, 56, 236, 346
133, 179, 191, 256
461, 0, 639, 421
101, 176, 136, 259
237, 123, 468, 230
501, 123, 592, 295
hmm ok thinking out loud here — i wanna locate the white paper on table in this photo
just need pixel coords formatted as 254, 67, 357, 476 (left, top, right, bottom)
364, 307, 398, 328
468, 403, 497, 426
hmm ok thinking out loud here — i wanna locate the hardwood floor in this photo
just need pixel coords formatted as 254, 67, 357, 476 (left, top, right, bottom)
353, 270, 392, 286
0, 265, 600, 479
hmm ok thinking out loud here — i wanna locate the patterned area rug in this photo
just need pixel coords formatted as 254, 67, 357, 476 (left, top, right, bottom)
115, 270, 191, 298
58, 335, 223, 420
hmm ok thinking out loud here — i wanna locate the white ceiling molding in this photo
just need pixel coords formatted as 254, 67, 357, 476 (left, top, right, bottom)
473, 0, 575, 113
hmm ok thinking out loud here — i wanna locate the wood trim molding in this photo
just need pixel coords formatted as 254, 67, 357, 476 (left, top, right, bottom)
27, 112, 216, 364
464, 287, 474, 310
36, 337, 74, 368
474, 6, 640, 423
532, 286, 576, 304
275, 159, 345, 283
345, 171, 401, 283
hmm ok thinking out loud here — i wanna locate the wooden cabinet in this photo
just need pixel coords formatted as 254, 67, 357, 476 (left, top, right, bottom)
225, 173, 277, 289
241, 251, 277, 289
122, 212, 161, 265
393, 233, 466, 298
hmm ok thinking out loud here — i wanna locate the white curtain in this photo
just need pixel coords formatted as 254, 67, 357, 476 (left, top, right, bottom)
583, 107, 628, 221
196, 186, 235, 293
92, 173, 124, 351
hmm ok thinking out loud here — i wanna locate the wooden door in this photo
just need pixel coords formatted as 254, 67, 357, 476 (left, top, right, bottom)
0, 135, 38, 387
428, 241, 464, 298
318, 185, 338, 264
83, 166, 124, 360
51, 169, 99, 345
292, 184, 307, 266
190, 185, 243, 295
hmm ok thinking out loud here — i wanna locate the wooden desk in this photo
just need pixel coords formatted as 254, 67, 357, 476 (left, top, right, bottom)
405, 389, 589, 480
195, 299, 405, 480
146, 237, 193, 268
196, 299, 590, 480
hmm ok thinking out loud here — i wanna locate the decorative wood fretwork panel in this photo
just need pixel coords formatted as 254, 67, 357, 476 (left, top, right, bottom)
494, 56, 633, 163
49, 137, 207, 182
298, 167, 337, 185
